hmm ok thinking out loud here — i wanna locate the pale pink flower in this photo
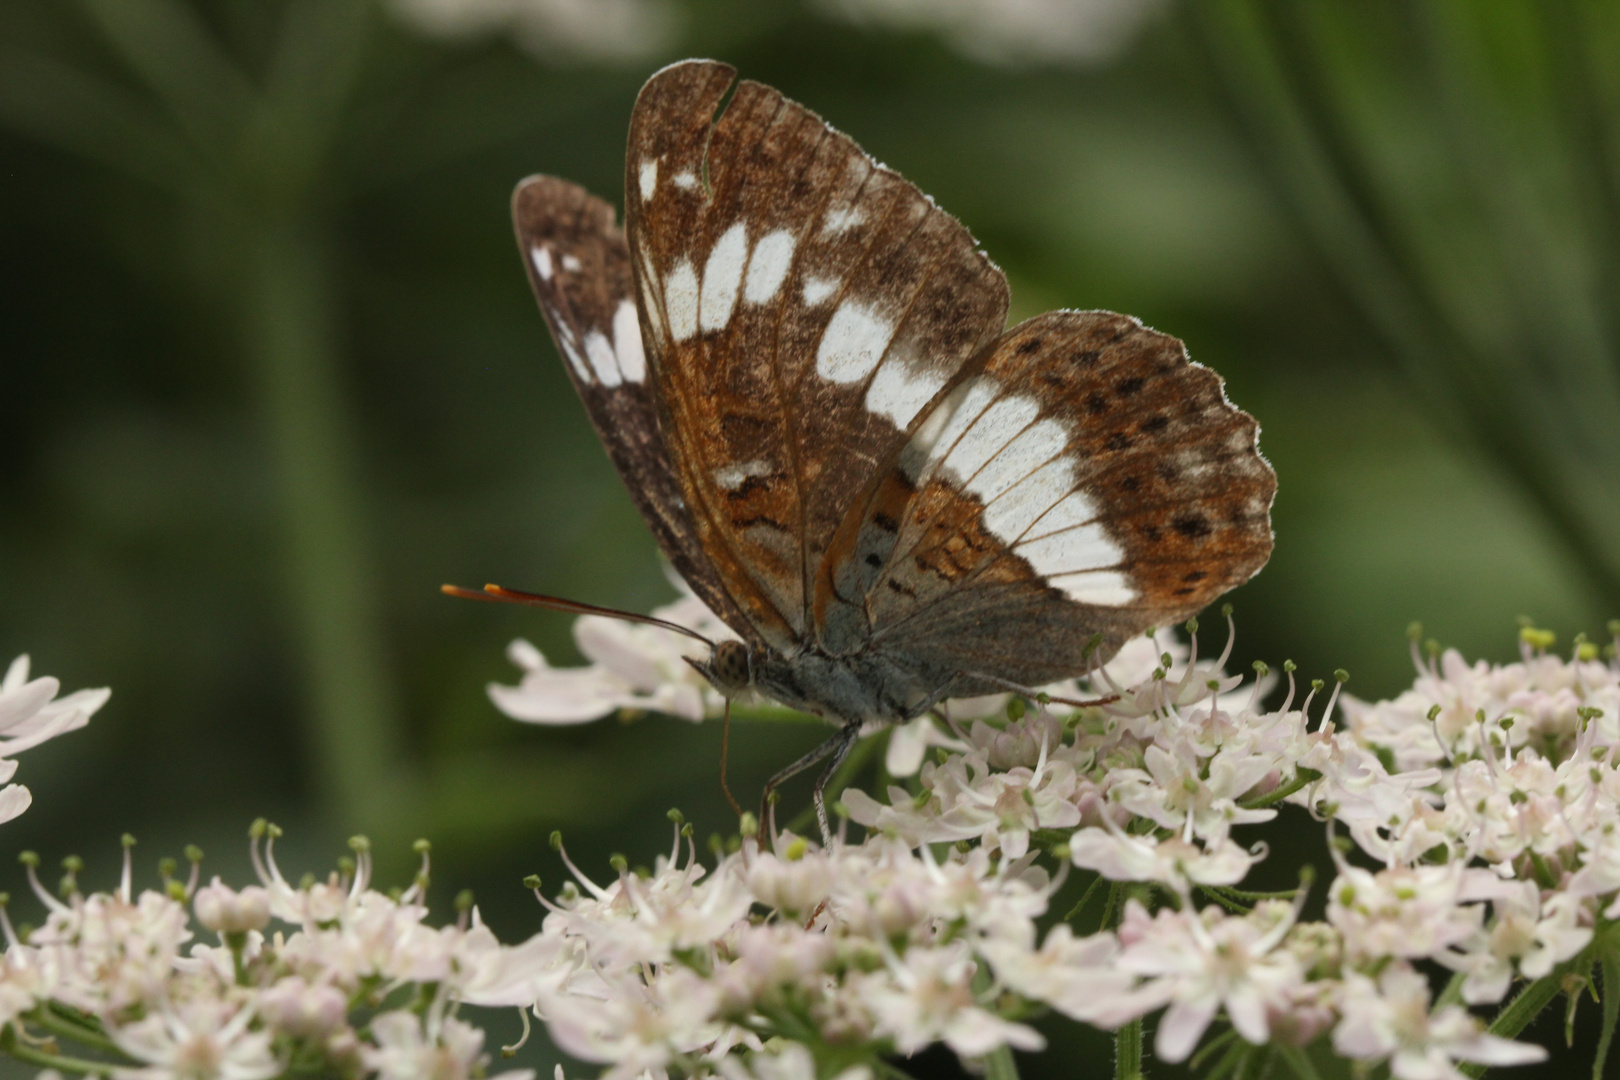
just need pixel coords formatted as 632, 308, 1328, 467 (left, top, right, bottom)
1333, 965, 1546, 1080
110, 998, 279, 1080
0, 654, 108, 824
1115, 899, 1303, 1062
489, 593, 735, 725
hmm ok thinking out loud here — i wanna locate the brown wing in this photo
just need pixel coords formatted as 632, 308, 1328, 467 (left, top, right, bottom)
624, 60, 1009, 653
512, 176, 755, 639
824, 310, 1276, 688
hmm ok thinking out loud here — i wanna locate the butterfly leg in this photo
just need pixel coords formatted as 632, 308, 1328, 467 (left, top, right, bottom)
718, 696, 744, 819
759, 720, 863, 847
960, 670, 1119, 709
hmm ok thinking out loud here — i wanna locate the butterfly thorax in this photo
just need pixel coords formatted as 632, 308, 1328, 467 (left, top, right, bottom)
747, 645, 947, 726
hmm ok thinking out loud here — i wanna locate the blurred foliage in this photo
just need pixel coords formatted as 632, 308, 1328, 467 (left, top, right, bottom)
1, 0, 1617, 1076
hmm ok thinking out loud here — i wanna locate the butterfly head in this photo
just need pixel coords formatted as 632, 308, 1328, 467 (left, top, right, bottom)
691, 639, 754, 696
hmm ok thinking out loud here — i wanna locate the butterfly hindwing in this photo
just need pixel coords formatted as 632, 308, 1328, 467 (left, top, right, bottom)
838, 310, 1275, 689
511, 175, 754, 638
625, 60, 1009, 653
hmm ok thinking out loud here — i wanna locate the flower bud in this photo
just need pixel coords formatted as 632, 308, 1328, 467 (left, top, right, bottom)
193, 877, 270, 933
260, 975, 350, 1036
745, 850, 831, 916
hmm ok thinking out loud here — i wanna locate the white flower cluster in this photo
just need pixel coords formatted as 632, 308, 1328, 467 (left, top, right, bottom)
491, 604, 1620, 1080
0, 655, 107, 826
387, 0, 680, 64
817, 0, 1163, 66
0, 828, 537, 1080
8, 614, 1619, 1080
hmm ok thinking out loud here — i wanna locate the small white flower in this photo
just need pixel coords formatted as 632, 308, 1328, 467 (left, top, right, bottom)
364, 1011, 493, 1080
1115, 899, 1303, 1062
717, 1042, 869, 1080
852, 943, 1044, 1057
488, 594, 733, 725
1326, 863, 1484, 965
110, 998, 279, 1080
1068, 829, 1257, 889
1333, 965, 1546, 1080
0, 654, 108, 824
387, 0, 680, 63
257, 976, 349, 1037
980, 923, 1142, 1026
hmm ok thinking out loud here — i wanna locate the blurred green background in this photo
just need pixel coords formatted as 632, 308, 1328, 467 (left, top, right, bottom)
3, 0, 1619, 1076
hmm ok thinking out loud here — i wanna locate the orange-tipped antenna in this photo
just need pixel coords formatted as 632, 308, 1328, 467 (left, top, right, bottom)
440, 583, 715, 647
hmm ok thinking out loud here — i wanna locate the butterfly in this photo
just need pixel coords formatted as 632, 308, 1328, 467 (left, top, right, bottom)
447, 60, 1276, 840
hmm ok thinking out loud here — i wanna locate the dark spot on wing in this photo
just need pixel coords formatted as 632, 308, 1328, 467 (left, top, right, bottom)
1105, 432, 1132, 452
1173, 515, 1211, 539
1072, 349, 1101, 368
1118, 475, 1140, 492
1140, 415, 1169, 434
1116, 376, 1145, 398
1182, 569, 1208, 582
873, 512, 900, 533
865, 553, 883, 568
1016, 336, 1044, 355
1086, 393, 1109, 415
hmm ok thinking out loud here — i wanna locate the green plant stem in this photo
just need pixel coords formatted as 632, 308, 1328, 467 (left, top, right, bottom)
1239, 768, 1321, 811
984, 1045, 1020, 1080
1459, 942, 1598, 1079
244, 219, 405, 831
1594, 924, 1620, 1080
1274, 1044, 1324, 1080
32, 1005, 121, 1057
1115, 1018, 1143, 1080
1, 1026, 130, 1075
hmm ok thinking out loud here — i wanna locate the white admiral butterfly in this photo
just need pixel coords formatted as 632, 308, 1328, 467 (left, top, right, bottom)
449, 60, 1276, 838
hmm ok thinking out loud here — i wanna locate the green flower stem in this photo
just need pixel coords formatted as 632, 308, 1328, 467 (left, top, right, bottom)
1460, 939, 1600, 1078
984, 1045, 1020, 1080
245, 219, 405, 832
1593, 923, 1620, 1080
1238, 768, 1321, 811
31, 1005, 122, 1057
1274, 1044, 1324, 1080
1062, 873, 1107, 925
1434, 969, 1469, 1010
1, 1025, 130, 1075
1114, 1018, 1143, 1080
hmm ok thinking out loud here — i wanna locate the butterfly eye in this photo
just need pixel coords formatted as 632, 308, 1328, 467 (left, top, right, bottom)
712, 640, 752, 692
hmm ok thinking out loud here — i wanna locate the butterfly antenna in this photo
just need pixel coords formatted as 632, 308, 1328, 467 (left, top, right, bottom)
718, 697, 743, 819
440, 583, 715, 647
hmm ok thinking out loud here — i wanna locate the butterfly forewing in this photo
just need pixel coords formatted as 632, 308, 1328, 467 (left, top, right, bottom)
847, 310, 1275, 689
625, 60, 1008, 654
511, 176, 754, 638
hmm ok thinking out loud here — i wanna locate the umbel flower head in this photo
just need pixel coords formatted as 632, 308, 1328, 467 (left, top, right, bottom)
474, 601, 1620, 1080
0, 654, 107, 824
5, 613, 1620, 1080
